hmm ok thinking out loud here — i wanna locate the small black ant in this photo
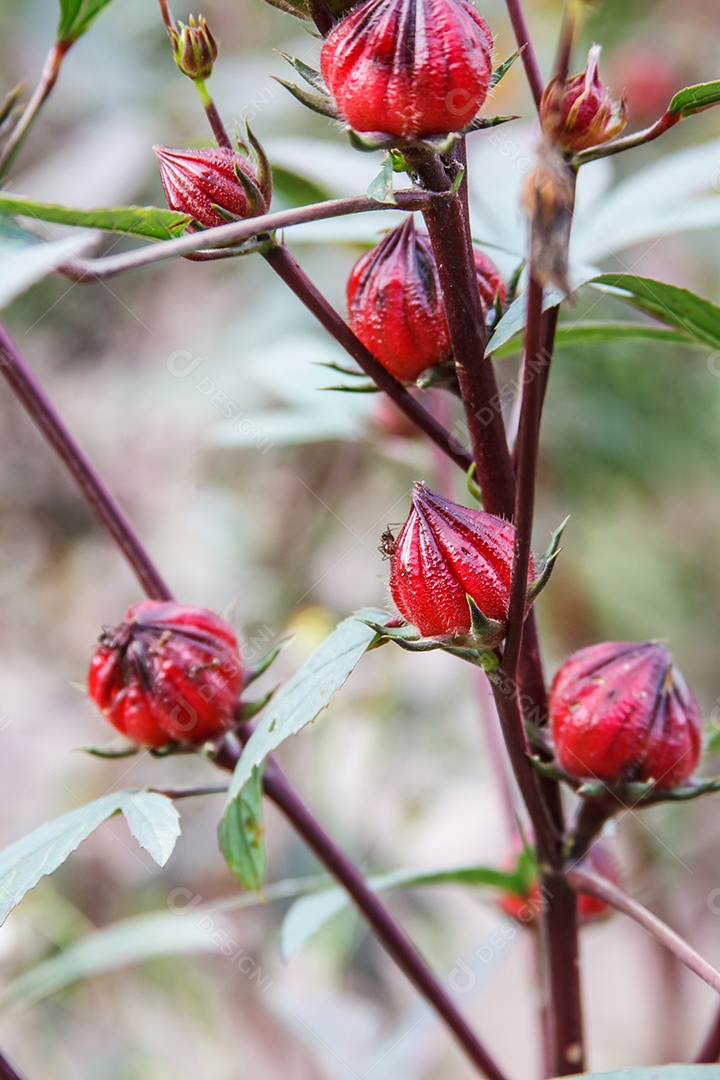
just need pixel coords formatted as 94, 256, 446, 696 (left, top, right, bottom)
378, 526, 398, 559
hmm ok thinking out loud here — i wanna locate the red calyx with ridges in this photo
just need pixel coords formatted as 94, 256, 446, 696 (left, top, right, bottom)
347, 218, 505, 383
154, 145, 270, 230
388, 481, 534, 641
550, 641, 702, 789
540, 44, 628, 153
320, 0, 494, 140
88, 601, 243, 748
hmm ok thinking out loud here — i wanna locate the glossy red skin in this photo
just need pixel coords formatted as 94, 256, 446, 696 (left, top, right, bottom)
347, 219, 505, 382
88, 601, 243, 748
550, 641, 702, 789
388, 482, 534, 639
153, 146, 264, 229
320, 0, 493, 139
541, 46, 627, 152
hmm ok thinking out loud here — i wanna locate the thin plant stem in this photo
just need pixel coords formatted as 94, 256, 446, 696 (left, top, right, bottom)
195, 80, 232, 150
307, 0, 335, 36
215, 742, 511, 1080
573, 111, 680, 165
58, 191, 435, 280
152, 784, 229, 799
0, 323, 172, 602
0, 328, 506, 1080
157, 0, 177, 34
262, 241, 474, 471
0, 41, 70, 176
0, 1053, 26, 1080
501, 0, 544, 110
569, 866, 720, 998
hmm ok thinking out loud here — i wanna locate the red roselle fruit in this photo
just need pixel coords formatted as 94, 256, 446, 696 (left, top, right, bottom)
540, 44, 628, 153
347, 218, 505, 382
387, 482, 534, 641
550, 641, 702, 789
153, 145, 271, 230
499, 845, 619, 927
320, 0, 494, 139
88, 601, 243, 749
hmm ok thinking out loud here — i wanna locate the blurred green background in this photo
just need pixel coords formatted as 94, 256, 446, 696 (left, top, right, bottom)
1, 0, 720, 1076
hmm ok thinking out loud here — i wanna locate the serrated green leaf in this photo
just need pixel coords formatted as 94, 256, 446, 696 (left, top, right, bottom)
218, 767, 266, 893
225, 609, 389, 802
0, 791, 180, 925
669, 80, 720, 117
281, 862, 535, 960
589, 274, 720, 351
492, 321, 696, 360
57, 0, 117, 43
0, 194, 190, 241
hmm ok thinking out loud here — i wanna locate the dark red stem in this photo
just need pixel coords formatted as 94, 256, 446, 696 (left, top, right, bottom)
0, 1052, 26, 1080
263, 242, 473, 471
501, 0, 544, 110
0, 323, 172, 602
697, 1010, 720, 1063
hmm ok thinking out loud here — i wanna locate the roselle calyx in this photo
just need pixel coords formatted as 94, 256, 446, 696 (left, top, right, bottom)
170, 15, 218, 82
154, 141, 271, 230
387, 482, 534, 643
347, 218, 505, 383
541, 44, 628, 153
88, 601, 243, 749
320, 0, 494, 140
550, 641, 702, 790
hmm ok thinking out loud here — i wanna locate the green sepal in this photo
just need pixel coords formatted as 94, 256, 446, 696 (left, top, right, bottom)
321, 382, 380, 393
273, 78, 339, 119
237, 687, 277, 723
244, 121, 273, 204
463, 115, 520, 133
243, 637, 292, 687
465, 463, 483, 506
466, 594, 505, 647
277, 52, 327, 93
490, 48, 524, 90
526, 515, 569, 604
449, 163, 465, 196
358, 617, 500, 669
78, 741, 139, 759
0, 84, 23, 129
231, 162, 267, 217
316, 361, 365, 378
348, 129, 457, 156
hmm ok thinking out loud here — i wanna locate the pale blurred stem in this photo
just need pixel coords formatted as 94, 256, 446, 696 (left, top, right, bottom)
501, 0, 544, 110
568, 866, 720, 997
0, 322, 172, 603
194, 79, 232, 151
262, 241, 474, 470
213, 742, 509, 1080
0, 323, 507, 1080
573, 111, 681, 165
0, 41, 70, 176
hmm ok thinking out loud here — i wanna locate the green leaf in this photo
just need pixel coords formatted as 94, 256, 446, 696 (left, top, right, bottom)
367, 155, 397, 205
281, 863, 533, 960
225, 609, 389, 803
491, 321, 697, 360
490, 49, 523, 90
273, 79, 339, 120
119, 792, 181, 867
669, 80, 720, 118
0, 217, 92, 311
589, 274, 720, 351
0, 791, 180, 926
57, 0, 117, 43
218, 767, 266, 893
0, 194, 190, 241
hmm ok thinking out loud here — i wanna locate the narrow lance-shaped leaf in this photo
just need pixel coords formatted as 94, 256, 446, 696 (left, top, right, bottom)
589, 274, 720, 351
0, 194, 191, 241
218, 767, 266, 892
57, 0, 118, 44
225, 608, 390, 802
668, 80, 720, 118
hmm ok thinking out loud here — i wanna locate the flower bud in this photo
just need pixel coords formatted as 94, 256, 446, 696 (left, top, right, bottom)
347, 218, 505, 382
387, 481, 534, 641
320, 0, 494, 140
550, 641, 702, 789
171, 15, 218, 82
88, 601, 243, 748
153, 145, 271, 230
540, 45, 628, 153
